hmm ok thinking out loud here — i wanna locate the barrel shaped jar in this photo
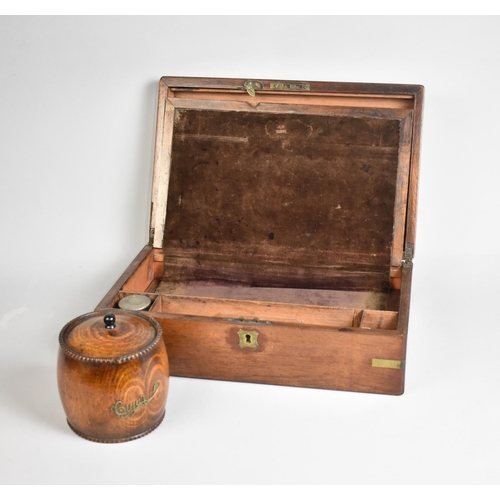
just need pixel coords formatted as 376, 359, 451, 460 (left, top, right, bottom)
57, 309, 169, 443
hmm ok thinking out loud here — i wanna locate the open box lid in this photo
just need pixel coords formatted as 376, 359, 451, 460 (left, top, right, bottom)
149, 77, 423, 291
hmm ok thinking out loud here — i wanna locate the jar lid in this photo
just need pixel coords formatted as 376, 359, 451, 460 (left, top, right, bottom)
118, 295, 152, 311
59, 309, 162, 364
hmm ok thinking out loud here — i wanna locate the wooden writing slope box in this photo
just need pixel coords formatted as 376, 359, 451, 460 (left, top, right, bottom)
97, 77, 424, 395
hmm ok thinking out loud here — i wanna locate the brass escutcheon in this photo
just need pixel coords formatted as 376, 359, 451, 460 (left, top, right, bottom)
237, 329, 259, 349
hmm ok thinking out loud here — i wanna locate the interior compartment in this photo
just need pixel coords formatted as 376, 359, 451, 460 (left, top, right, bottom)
155, 280, 396, 309
104, 246, 401, 330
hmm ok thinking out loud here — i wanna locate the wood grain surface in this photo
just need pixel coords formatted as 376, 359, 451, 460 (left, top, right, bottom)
58, 310, 169, 443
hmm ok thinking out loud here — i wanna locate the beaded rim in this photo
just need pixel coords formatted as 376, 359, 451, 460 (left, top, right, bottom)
66, 410, 166, 443
58, 309, 163, 365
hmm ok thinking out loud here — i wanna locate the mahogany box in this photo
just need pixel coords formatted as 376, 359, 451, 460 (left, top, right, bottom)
96, 77, 424, 395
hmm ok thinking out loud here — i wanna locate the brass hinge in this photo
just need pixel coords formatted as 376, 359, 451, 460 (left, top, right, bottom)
402, 242, 414, 267
243, 80, 263, 97
148, 227, 155, 245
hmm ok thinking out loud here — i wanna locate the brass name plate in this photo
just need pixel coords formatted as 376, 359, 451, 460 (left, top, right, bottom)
270, 82, 311, 91
371, 359, 403, 370
110, 382, 160, 418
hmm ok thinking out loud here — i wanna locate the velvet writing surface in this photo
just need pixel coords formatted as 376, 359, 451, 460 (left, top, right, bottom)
163, 108, 401, 290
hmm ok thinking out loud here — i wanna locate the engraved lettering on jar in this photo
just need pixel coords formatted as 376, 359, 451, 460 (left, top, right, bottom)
110, 382, 161, 419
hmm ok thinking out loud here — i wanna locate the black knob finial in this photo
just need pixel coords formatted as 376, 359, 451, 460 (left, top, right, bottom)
104, 313, 116, 329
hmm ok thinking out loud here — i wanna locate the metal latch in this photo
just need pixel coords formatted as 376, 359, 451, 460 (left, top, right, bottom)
243, 80, 263, 97
148, 227, 155, 245
402, 242, 414, 267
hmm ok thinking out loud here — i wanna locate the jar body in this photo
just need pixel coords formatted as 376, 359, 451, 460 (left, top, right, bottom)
57, 311, 169, 443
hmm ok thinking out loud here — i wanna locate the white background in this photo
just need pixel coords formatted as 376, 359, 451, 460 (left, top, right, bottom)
1, 15, 499, 485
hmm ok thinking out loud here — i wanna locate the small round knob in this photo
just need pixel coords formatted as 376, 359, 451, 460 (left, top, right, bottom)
104, 313, 116, 330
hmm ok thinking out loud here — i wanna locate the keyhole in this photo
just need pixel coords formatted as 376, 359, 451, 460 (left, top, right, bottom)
237, 329, 259, 349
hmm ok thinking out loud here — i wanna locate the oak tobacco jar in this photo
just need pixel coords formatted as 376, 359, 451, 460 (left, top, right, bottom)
57, 309, 169, 443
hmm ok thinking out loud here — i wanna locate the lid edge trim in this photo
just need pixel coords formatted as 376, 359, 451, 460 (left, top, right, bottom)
58, 309, 163, 364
